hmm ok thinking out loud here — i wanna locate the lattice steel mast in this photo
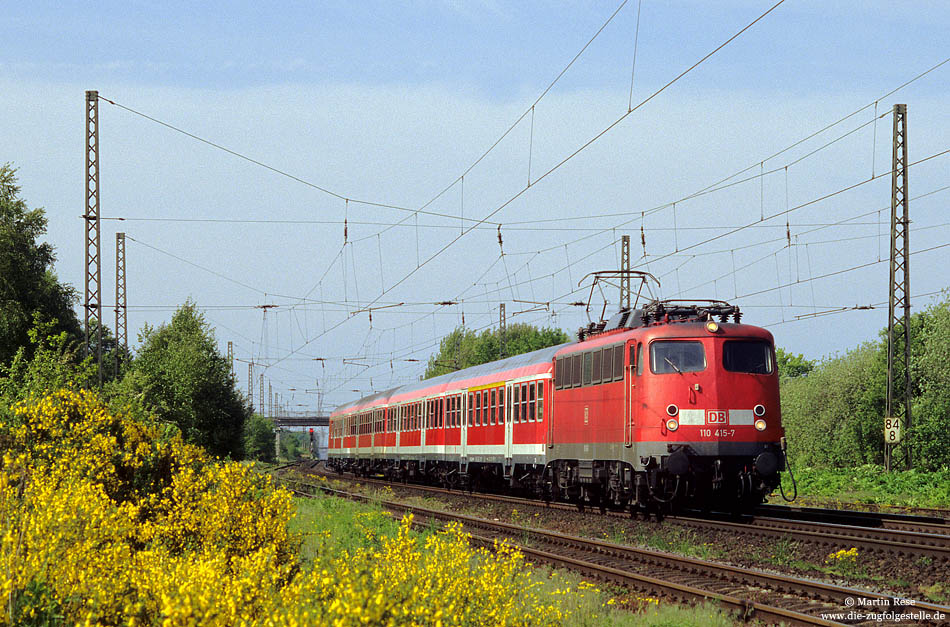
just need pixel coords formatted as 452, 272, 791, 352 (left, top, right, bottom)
114, 232, 127, 374
885, 103, 912, 471
84, 90, 103, 384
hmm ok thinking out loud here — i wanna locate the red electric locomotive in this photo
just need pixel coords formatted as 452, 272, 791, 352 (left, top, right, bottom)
328, 298, 787, 513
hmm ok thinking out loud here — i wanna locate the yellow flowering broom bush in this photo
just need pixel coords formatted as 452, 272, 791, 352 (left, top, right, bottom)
1, 389, 622, 626
272, 513, 602, 627
1, 390, 299, 625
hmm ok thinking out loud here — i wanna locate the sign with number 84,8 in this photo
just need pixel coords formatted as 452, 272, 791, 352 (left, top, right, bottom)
884, 416, 902, 444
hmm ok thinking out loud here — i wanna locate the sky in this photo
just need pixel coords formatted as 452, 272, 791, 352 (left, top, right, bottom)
2, 1, 948, 415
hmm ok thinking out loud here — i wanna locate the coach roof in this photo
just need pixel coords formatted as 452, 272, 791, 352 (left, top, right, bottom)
332, 341, 571, 415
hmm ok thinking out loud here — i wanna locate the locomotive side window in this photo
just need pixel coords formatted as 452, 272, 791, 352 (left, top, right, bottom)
613, 344, 624, 381
636, 343, 644, 376
571, 354, 582, 387
592, 350, 602, 385
651, 341, 706, 374
582, 353, 593, 386
723, 340, 774, 374
554, 357, 563, 389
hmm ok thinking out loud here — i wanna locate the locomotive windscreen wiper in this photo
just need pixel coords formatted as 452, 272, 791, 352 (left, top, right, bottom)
664, 356, 683, 375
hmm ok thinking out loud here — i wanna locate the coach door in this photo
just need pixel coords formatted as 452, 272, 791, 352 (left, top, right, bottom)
504, 382, 514, 461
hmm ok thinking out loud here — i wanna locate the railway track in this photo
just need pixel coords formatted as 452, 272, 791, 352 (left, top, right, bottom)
285, 478, 950, 626
754, 504, 950, 536
290, 467, 950, 562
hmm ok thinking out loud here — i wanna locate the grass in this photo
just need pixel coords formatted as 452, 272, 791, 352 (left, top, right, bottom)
773, 464, 950, 509
290, 492, 740, 626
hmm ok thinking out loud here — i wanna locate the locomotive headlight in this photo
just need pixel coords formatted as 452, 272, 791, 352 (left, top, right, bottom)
705, 320, 720, 333
754, 419, 767, 431
666, 418, 679, 432
666, 404, 679, 417
753, 404, 766, 417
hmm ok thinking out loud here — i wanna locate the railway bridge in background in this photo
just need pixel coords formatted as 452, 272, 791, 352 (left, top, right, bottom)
275, 415, 329, 428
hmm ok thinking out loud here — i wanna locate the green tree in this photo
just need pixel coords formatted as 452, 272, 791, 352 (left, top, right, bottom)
0, 314, 94, 412
779, 293, 950, 470
424, 323, 570, 379
775, 347, 815, 379
280, 431, 305, 461
115, 301, 248, 459
0, 164, 81, 366
909, 297, 950, 470
780, 341, 886, 467
244, 413, 276, 463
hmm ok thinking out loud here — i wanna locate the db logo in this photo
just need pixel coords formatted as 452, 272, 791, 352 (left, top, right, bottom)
706, 410, 727, 424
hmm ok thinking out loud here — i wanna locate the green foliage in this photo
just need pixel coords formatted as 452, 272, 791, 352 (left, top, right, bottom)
0, 164, 82, 367
280, 431, 305, 461
424, 322, 570, 379
244, 413, 276, 463
0, 315, 94, 409
910, 299, 950, 471
780, 294, 950, 471
775, 347, 815, 379
776, 464, 950, 508
112, 301, 249, 459
780, 341, 886, 467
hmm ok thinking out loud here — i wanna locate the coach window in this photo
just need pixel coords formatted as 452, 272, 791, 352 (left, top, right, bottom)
528, 383, 536, 421
521, 383, 529, 421
467, 393, 473, 426
537, 383, 544, 422
512, 385, 520, 422
490, 389, 497, 425
651, 341, 706, 374
475, 391, 483, 426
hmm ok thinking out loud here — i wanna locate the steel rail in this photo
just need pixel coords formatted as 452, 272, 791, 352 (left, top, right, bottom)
288, 481, 950, 626
298, 468, 950, 560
